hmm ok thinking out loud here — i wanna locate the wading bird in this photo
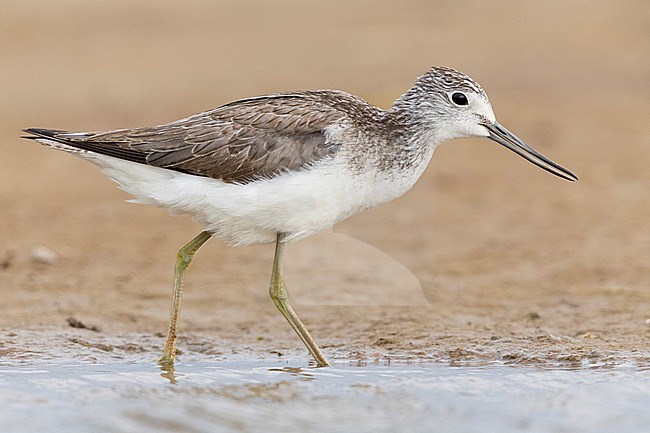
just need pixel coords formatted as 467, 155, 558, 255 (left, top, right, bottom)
24, 66, 577, 367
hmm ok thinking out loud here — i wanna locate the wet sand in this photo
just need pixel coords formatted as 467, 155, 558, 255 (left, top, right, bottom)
1, 0, 649, 368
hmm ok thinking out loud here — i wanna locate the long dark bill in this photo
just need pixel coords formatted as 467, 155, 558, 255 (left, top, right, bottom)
485, 122, 578, 181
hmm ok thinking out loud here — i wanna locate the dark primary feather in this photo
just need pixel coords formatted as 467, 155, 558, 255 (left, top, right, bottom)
24, 91, 371, 183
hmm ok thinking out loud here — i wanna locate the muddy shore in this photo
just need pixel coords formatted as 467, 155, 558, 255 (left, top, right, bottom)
1, 1, 648, 367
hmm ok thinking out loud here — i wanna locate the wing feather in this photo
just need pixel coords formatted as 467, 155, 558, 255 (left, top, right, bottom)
28, 91, 362, 183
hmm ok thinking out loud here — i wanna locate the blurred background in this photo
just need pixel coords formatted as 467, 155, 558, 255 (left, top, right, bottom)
0, 0, 648, 363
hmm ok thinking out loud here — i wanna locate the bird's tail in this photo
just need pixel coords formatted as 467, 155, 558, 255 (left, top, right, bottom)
22, 128, 89, 154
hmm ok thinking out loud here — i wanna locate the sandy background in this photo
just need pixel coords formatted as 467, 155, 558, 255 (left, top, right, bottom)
1, 0, 648, 366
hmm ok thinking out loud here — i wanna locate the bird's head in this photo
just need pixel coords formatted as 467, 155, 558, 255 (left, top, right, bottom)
391, 66, 577, 181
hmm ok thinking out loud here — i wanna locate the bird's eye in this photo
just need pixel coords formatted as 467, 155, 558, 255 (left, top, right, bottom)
451, 92, 468, 106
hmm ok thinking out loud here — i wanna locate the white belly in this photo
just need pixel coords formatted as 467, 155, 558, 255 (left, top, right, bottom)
82, 152, 417, 246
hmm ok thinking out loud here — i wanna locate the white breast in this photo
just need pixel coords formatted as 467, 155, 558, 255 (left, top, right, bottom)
80, 151, 400, 245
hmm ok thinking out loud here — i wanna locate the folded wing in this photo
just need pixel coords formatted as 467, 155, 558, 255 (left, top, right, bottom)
25, 91, 351, 184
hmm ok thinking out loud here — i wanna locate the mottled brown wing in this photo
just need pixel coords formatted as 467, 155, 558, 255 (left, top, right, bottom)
48, 92, 351, 183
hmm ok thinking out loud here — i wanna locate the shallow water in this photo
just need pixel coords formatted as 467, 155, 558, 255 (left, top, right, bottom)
1, 359, 648, 433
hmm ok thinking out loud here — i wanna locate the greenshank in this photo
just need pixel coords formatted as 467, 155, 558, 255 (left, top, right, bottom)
24, 66, 577, 367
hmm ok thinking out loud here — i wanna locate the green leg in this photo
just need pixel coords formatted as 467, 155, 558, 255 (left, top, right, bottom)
159, 230, 213, 366
269, 233, 330, 367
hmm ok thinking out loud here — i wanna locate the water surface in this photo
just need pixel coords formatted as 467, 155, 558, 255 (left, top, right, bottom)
1, 358, 648, 433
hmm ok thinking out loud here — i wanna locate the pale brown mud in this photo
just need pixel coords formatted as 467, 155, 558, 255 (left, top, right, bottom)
0, 0, 648, 368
